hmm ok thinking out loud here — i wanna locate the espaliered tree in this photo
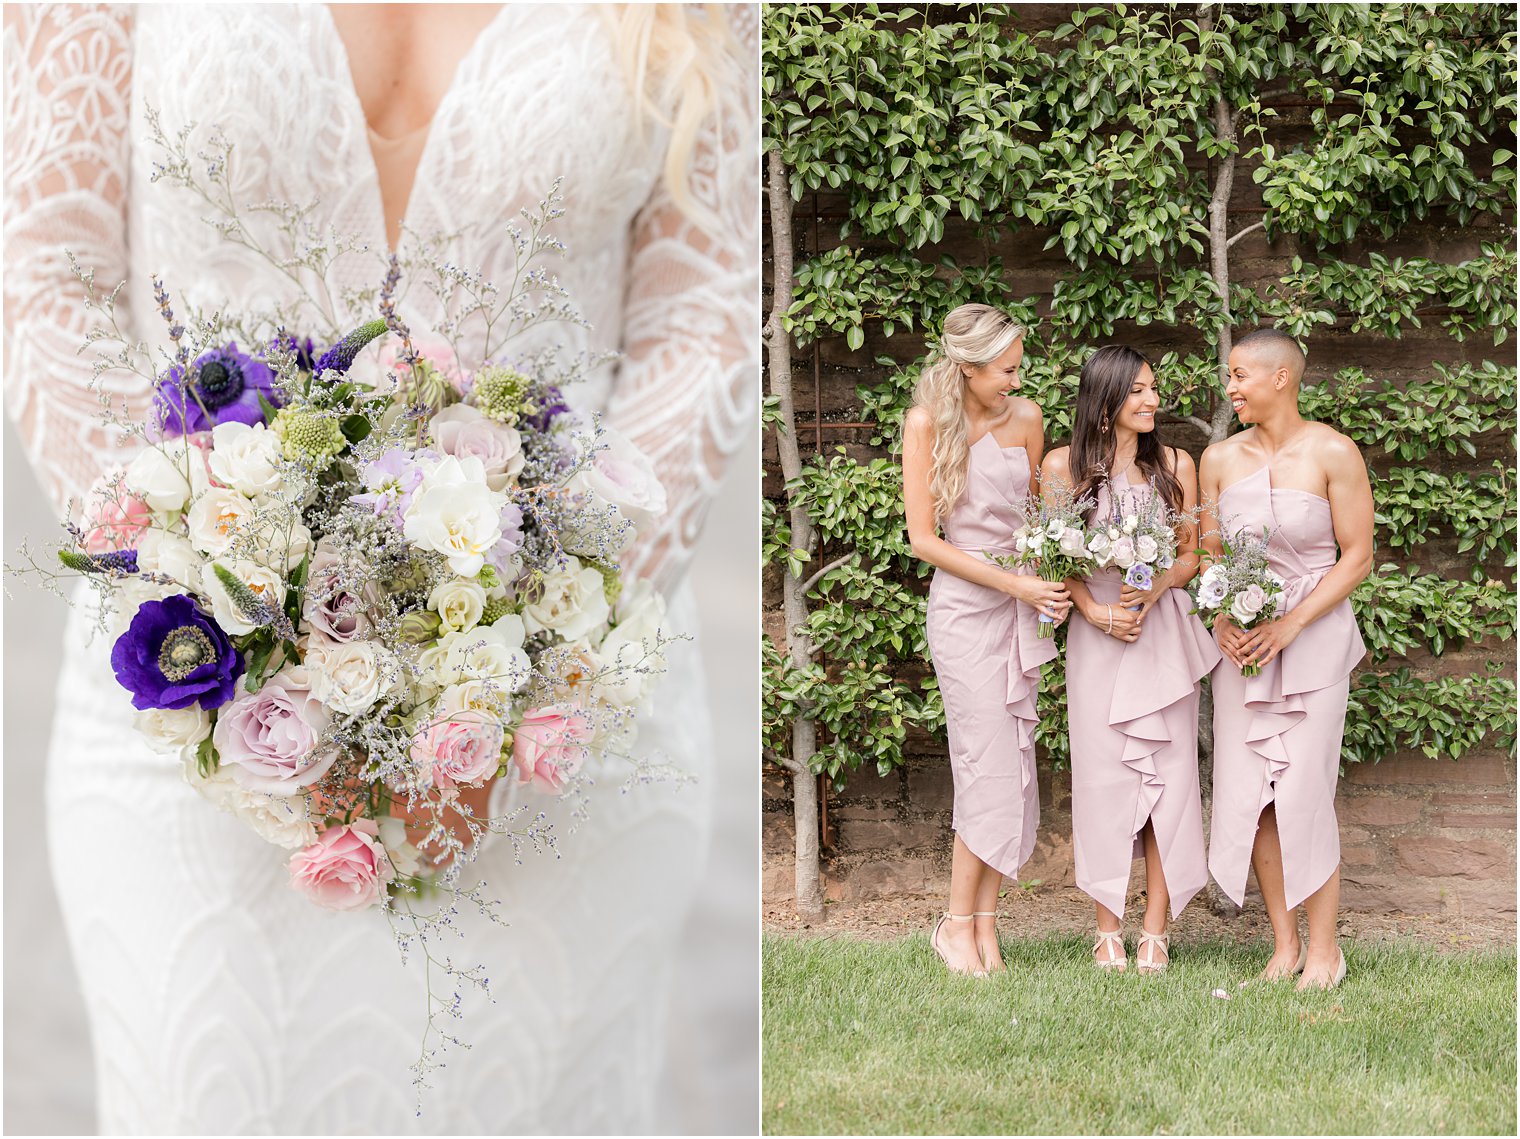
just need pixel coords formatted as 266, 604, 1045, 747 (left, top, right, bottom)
763, 2, 1517, 913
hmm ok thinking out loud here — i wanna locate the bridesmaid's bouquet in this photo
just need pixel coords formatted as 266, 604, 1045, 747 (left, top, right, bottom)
1192, 526, 1286, 676
1006, 481, 1098, 638
1085, 483, 1180, 611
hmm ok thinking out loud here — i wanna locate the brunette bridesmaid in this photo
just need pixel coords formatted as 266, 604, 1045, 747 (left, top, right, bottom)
1200, 328, 1372, 990
903, 304, 1072, 977
1041, 346, 1219, 973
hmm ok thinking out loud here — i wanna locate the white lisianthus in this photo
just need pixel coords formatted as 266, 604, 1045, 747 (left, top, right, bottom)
134, 705, 212, 754
306, 640, 394, 716
570, 427, 668, 531
437, 619, 531, 693
182, 753, 318, 850
200, 559, 285, 635
596, 580, 669, 707
1136, 535, 1159, 563
208, 422, 285, 496
185, 486, 257, 557
1121, 514, 1139, 534
1028, 530, 1046, 552
402, 455, 505, 577
135, 529, 203, 588
522, 556, 611, 643
124, 438, 209, 512
428, 578, 488, 633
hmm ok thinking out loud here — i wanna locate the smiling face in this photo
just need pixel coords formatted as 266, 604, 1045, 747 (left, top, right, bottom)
1115, 363, 1159, 434
960, 335, 1024, 411
1225, 345, 1286, 424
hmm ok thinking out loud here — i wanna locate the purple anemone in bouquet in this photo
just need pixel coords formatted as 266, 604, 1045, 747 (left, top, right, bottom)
1085, 483, 1181, 612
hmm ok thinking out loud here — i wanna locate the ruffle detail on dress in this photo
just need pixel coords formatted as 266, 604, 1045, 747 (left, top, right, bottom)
1240, 655, 1308, 820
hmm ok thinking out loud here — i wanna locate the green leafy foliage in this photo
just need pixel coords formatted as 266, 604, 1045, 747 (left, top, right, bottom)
1351, 565, 1517, 662
805, 560, 929, 660
1373, 463, 1517, 572
1342, 666, 1517, 766
786, 452, 917, 572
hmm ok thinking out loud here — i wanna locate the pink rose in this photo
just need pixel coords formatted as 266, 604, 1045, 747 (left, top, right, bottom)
213, 667, 337, 795
80, 473, 152, 554
428, 404, 524, 491
411, 706, 504, 789
302, 541, 380, 645
288, 819, 394, 911
511, 705, 592, 794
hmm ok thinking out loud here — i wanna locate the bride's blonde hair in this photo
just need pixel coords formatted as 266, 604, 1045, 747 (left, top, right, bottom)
611, 5, 745, 233
910, 304, 1026, 523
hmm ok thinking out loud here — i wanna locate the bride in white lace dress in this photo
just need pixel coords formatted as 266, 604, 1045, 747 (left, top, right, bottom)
4, 4, 756, 1133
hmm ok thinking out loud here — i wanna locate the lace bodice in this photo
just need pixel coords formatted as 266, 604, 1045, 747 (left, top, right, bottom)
4, 3, 757, 590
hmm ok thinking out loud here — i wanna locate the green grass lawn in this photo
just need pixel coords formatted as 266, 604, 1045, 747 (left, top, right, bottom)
764, 933, 1516, 1135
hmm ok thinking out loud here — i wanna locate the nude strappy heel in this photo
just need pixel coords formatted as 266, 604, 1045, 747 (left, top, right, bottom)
1092, 928, 1128, 972
931, 913, 986, 978
1136, 930, 1170, 975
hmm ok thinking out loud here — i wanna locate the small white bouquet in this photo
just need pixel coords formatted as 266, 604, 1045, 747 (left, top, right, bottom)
1192, 526, 1287, 676
1004, 481, 1098, 638
1085, 484, 1180, 610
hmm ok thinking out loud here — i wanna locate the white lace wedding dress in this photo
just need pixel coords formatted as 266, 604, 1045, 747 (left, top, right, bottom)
4, 5, 756, 1133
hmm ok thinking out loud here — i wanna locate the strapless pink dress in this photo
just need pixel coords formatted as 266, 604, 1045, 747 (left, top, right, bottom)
1208, 465, 1366, 910
1066, 482, 1220, 918
924, 435, 1056, 877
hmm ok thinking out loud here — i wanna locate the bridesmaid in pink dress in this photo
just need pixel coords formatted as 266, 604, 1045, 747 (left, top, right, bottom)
1041, 346, 1219, 974
1200, 328, 1373, 990
902, 304, 1072, 977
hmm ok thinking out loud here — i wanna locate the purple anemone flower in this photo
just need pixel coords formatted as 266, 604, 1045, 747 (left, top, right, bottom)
522, 384, 571, 433
110, 594, 243, 711
1124, 563, 1153, 591
154, 343, 282, 436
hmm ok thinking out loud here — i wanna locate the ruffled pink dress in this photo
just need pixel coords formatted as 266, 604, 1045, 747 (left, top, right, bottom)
1066, 482, 1221, 918
1208, 465, 1366, 910
925, 435, 1057, 877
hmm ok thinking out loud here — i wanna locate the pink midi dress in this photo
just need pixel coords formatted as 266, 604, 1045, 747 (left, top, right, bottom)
1208, 465, 1366, 910
1066, 482, 1221, 919
924, 435, 1057, 877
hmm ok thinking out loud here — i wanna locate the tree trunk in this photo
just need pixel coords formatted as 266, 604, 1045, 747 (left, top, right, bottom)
763, 148, 826, 922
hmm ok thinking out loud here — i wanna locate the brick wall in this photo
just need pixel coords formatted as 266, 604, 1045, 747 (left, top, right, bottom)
762, 4, 1517, 920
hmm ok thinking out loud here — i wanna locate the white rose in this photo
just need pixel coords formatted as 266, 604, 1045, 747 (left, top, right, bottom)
428, 404, 524, 492
182, 753, 317, 850
247, 503, 312, 572
124, 438, 209, 512
200, 559, 285, 635
185, 486, 257, 558
306, 640, 393, 716
522, 557, 611, 643
596, 580, 669, 708
402, 455, 505, 577
1229, 593, 1257, 626
133, 706, 212, 754
136, 529, 204, 588
1110, 536, 1137, 570
208, 421, 285, 496
105, 575, 179, 636
1122, 514, 1139, 534
428, 578, 487, 633
1058, 526, 1088, 558
1136, 535, 1159, 562
571, 427, 668, 530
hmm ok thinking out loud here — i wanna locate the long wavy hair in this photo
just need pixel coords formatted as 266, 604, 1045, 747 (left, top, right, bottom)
1069, 345, 1183, 517
612, 5, 745, 233
909, 304, 1026, 523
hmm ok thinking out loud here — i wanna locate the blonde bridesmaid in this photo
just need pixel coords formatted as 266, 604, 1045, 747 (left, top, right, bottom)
903, 304, 1072, 977
1041, 346, 1219, 973
1200, 328, 1372, 990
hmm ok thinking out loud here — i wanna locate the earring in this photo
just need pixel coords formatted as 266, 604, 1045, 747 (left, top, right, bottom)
1100, 411, 1111, 434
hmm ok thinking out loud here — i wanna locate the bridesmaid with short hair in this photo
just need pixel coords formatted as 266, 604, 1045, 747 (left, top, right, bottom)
1041, 346, 1219, 973
902, 304, 1073, 977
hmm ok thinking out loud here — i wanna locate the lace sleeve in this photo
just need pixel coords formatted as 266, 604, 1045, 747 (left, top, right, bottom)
4, 4, 138, 517
603, 8, 759, 593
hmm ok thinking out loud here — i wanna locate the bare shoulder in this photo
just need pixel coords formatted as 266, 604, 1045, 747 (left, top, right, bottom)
1007, 395, 1043, 428
903, 405, 933, 440
1200, 430, 1247, 475
1165, 444, 1197, 476
1041, 444, 1071, 478
1304, 421, 1364, 469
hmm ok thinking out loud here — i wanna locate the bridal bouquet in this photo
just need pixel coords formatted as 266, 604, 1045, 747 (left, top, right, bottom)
1003, 481, 1098, 638
1085, 484, 1180, 611
1192, 526, 1286, 676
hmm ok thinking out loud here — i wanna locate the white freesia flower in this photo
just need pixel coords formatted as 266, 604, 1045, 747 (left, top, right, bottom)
200, 559, 284, 636
124, 438, 209, 512
596, 580, 669, 707
134, 706, 212, 754
522, 556, 611, 643
1136, 535, 1159, 563
402, 455, 505, 577
306, 640, 394, 716
185, 486, 257, 558
208, 421, 284, 496
182, 753, 317, 851
428, 578, 488, 633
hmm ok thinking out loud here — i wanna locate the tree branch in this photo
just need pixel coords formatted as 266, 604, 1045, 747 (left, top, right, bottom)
763, 747, 807, 776
800, 553, 854, 595
1227, 220, 1267, 249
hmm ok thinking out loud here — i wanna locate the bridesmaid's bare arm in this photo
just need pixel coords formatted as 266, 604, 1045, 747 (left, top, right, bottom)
903, 407, 1067, 611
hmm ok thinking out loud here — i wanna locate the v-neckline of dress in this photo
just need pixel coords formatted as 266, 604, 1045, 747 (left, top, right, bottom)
320, 4, 512, 255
